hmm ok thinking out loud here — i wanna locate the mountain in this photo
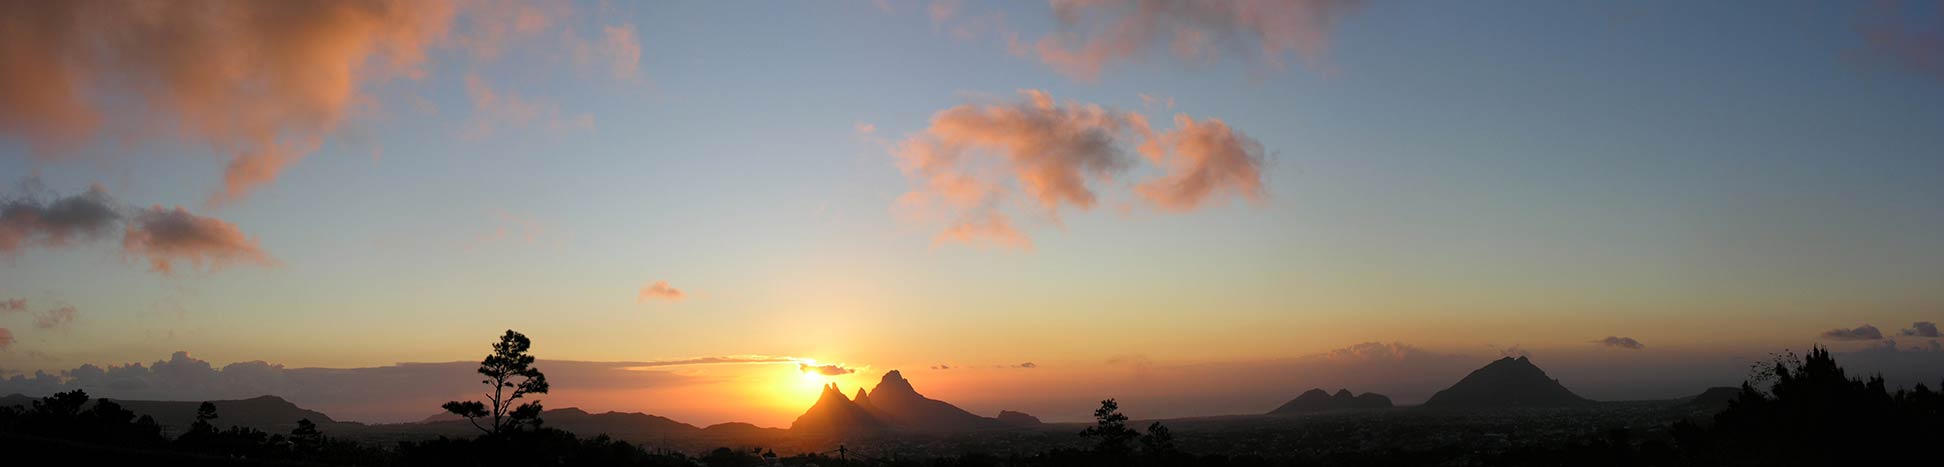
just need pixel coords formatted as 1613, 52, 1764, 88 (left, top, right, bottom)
1423, 356, 1593, 408
789, 382, 889, 435
860, 370, 1002, 432
1268, 388, 1394, 414
995, 410, 1042, 427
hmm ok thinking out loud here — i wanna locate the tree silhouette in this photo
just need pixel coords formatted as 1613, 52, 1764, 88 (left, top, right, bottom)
1140, 421, 1175, 456
1078, 398, 1140, 456
442, 329, 550, 435
189, 401, 219, 434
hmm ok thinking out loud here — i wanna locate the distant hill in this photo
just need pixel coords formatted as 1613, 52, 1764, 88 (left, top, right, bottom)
1268, 388, 1393, 414
1423, 356, 1593, 408
996, 410, 1042, 427
1685, 386, 1741, 411
790, 382, 889, 435
3, 394, 340, 433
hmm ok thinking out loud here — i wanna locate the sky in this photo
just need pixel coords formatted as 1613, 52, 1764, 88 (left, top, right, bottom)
2, 0, 1943, 427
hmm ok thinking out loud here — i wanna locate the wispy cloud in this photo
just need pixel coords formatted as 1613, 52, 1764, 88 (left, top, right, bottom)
1595, 336, 1645, 350
800, 362, 860, 376
33, 305, 77, 331
637, 281, 686, 302
1822, 324, 1885, 341
1024, 0, 1365, 82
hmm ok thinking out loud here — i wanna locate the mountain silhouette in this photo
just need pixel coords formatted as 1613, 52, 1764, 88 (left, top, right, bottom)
995, 410, 1042, 427
1422, 356, 1593, 408
789, 382, 889, 435
1268, 388, 1394, 414
0, 394, 340, 432
1685, 386, 1741, 410
859, 370, 1002, 432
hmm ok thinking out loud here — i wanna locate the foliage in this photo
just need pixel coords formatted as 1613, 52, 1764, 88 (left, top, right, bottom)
443, 329, 551, 435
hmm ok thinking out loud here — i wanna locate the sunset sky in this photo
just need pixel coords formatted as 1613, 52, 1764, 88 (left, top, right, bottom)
3, 1, 1943, 427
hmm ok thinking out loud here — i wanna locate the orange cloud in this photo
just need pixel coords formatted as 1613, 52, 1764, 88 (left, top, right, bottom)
0, 1, 462, 206
891, 90, 1267, 248
638, 280, 686, 302
122, 205, 275, 273
1136, 114, 1267, 211
0, 328, 12, 350
893, 90, 1146, 248
0, 1, 631, 206
1030, 0, 1363, 82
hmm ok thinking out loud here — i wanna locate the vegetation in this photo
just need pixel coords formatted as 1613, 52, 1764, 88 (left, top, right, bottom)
441, 329, 551, 435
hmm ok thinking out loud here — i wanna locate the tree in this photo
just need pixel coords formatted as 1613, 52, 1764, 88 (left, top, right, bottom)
1079, 398, 1140, 456
190, 401, 219, 434
1140, 421, 1176, 456
443, 329, 550, 435
291, 417, 323, 451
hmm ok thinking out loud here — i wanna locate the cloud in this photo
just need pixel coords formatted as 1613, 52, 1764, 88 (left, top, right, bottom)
1901, 321, 1940, 338
1015, 362, 1038, 369
1, 299, 24, 313
0, 2, 635, 205
0, 1, 468, 205
1027, 0, 1364, 82
1135, 114, 1267, 211
1856, 0, 1944, 81
637, 280, 686, 303
0, 184, 122, 255
1821, 324, 1885, 341
1321, 341, 1450, 362
891, 90, 1267, 249
33, 305, 77, 331
460, 75, 595, 140
931, 364, 952, 370
1596, 336, 1645, 350
1138, 93, 1175, 109
122, 205, 275, 274
799, 363, 858, 376
0, 328, 12, 350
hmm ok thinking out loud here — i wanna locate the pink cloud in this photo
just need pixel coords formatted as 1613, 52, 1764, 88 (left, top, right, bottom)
1029, 0, 1363, 82
0, 327, 12, 350
1136, 114, 1267, 211
638, 280, 686, 302
893, 90, 1147, 248
461, 75, 595, 139
121, 205, 276, 274
890, 90, 1268, 248
34, 305, 77, 330
0, 299, 24, 313
0, 1, 630, 206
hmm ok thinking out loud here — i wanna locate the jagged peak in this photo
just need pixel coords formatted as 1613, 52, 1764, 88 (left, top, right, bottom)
873, 369, 918, 395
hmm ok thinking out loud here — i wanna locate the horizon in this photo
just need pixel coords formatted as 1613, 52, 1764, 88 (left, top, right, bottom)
4, 0, 1944, 435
